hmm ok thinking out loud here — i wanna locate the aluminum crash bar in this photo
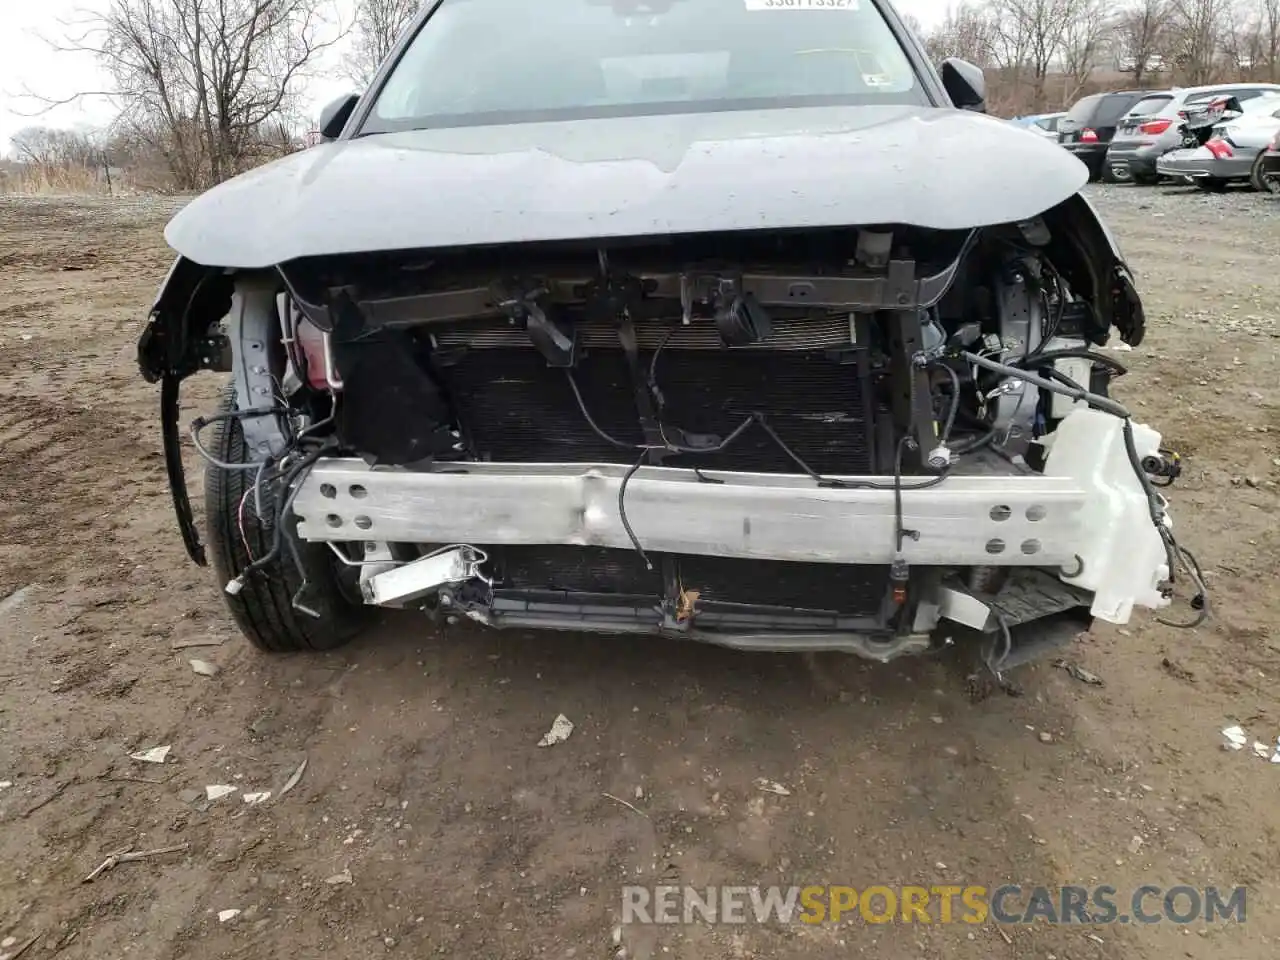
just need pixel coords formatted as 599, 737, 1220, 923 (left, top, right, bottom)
291, 411, 1176, 625
295, 461, 1081, 567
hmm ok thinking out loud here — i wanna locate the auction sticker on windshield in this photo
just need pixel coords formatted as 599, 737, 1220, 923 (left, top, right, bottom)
744, 0, 860, 9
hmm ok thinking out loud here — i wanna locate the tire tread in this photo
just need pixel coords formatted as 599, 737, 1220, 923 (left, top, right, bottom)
204, 385, 366, 652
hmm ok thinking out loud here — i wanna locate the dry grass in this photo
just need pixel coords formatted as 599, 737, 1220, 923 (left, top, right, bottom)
0, 164, 137, 197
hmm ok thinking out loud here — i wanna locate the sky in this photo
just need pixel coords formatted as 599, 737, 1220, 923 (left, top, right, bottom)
0, 0, 953, 155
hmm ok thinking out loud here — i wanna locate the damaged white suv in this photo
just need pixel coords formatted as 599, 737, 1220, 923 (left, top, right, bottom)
138, 0, 1199, 672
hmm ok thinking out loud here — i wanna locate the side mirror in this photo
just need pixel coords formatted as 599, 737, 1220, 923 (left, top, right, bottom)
940, 58, 986, 113
319, 94, 360, 141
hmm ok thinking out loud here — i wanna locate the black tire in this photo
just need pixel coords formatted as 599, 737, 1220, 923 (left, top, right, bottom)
1250, 152, 1280, 194
204, 384, 371, 652
1102, 161, 1123, 183
1195, 177, 1228, 193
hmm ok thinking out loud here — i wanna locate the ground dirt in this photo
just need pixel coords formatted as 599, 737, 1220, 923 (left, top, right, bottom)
0, 185, 1278, 960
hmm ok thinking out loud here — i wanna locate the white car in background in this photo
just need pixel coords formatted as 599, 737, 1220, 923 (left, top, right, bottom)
1156, 92, 1280, 191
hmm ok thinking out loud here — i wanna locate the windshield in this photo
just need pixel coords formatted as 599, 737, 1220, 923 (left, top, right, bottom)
361, 0, 927, 133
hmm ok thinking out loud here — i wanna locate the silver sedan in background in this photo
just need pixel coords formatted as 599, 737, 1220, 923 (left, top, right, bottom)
1156, 93, 1280, 191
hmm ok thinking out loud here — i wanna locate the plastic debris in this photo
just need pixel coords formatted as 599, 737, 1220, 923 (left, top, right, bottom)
189, 660, 220, 677
205, 784, 237, 801
325, 869, 353, 885
242, 791, 271, 805
1222, 726, 1248, 750
0, 781, 12, 790
277, 755, 308, 799
1253, 742, 1271, 759
754, 778, 792, 796
537, 714, 574, 747
1127, 835, 1144, 854
218, 909, 241, 923
0, 585, 33, 616
129, 745, 171, 764
1053, 659, 1104, 686
1038, 731, 1054, 744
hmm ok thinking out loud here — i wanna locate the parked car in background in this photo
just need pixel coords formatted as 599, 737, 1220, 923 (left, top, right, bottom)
1156, 92, 1280, 191
1106, 82, 1280, 184
1058, 90, 1157, 180
1011, 112, 1066, 140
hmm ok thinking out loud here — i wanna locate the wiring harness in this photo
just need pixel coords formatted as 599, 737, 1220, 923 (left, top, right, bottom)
561, 323, 1208, 635
190, 403, 336, 618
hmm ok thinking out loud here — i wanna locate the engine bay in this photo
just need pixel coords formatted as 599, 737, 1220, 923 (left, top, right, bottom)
140, 193, 1204, 668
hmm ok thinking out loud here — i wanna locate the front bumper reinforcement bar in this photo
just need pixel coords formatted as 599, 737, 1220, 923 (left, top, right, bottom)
294, 460, 1085, 567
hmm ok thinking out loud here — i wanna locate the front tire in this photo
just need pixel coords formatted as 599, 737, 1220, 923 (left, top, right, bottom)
204, 384, 371, 652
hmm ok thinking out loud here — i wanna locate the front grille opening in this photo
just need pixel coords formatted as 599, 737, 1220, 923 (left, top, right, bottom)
493, 546, 886, 616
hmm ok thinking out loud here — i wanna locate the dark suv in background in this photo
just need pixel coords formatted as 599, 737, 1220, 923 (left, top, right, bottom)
1058, 90, 1159, 180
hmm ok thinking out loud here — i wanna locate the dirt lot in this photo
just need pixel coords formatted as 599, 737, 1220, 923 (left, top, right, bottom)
0, 185, 1278, 960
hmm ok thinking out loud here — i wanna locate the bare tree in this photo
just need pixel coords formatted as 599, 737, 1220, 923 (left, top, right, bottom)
989, 0, 1082, 108
923, 2, 999, 65
1166, 0, 1229, 83
1220, 0, 1274, 77
10, 127, 99, 168
1264, 0, 1280, 79
901, 12, 925, 44
1115, 0, 1171, 83
1059, 0, 1114, 99
37, 0, 343, 189
345, 0, 420, 88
